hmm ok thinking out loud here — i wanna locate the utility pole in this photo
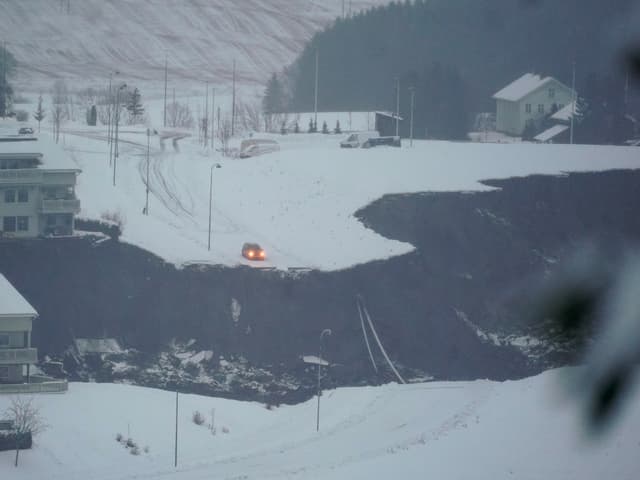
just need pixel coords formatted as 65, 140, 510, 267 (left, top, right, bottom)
569, 61, 576, 145
208, 163, 221, 251
163, 52, 168, 128
174, 391, 178, 468
314, 49, 319, 130
231, 60, 236, 137
395, 77, 400, 137
316, 328, 332, 432
342, 0, 345, 18
204, 81, 209, 146
113, 83, 126, 187
211, 87, 215, 149
145, 128, 150, 215
409, 86, 415, 147
1, 40, 7, 120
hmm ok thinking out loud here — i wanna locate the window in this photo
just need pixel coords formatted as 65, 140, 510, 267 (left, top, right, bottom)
47, 215, 57, 226
17, 189, 28, 203
525, 103, 532, 113
0, 334, 9, 347
548, 88, 555, 99
0, 366, 8, 380
538, 104, 544, 113
3, 217, 16, 232
4, 189, 16, 203
17, 216, 29, 232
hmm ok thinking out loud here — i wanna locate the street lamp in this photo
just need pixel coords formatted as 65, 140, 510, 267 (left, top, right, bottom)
208, 162, 222, 251
107, 70, 120, 166
408, 86, 415, 147
144, 128, 151, 215
316, 328, 332, 432
113, 83, 127, 187
395, 77, 400, 137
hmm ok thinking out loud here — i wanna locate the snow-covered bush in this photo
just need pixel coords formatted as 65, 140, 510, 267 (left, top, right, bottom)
192, 410, 205, 426
130, 445, 140, 455
115, 433, 124, 443
100, 210, 125, 232
15, 110, 29, 122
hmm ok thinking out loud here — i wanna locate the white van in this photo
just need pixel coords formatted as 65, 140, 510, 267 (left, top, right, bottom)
339, 131, 380, 148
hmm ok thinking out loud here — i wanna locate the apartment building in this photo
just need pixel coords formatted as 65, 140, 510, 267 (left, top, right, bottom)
0, 136, 81, 238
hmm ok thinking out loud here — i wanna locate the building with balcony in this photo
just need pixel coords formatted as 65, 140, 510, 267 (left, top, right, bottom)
0, 136, 81, 238
0, 273, 67, 393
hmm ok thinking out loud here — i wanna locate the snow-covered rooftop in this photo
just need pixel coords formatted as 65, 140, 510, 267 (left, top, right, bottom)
493, 73, 554, 102
375, 111, 404, 120
534, 124, 570, 142
0, 136, 80, 171
0, 273, 37, 317
551, 101, 577, 122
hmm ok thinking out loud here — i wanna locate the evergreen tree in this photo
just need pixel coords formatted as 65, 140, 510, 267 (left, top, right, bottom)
294, 121, 300, 133
308, 118, 314, 133
126, 87, 144, 122
334, 120, 341, 134
86, 105, 97, 126
322, 120, 329, 134
0, 44, 16, 118
33, 95, 46, 132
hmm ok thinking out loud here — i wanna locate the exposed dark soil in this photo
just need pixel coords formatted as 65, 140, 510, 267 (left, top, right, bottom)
1, 169, 638, 402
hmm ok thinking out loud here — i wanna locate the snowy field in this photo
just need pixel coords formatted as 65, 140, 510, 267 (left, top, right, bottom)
0, 368, 638, 479
2, 115, 639, 271
59, 125, 640, 271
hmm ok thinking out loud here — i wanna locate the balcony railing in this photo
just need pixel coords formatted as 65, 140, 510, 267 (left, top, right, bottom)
40, 198, 81, 214
0, 169, 42, 184
0, 378, 68, 394
0, 348, 38, 364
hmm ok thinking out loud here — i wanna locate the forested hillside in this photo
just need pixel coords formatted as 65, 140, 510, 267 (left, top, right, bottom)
286, 0, 637, 139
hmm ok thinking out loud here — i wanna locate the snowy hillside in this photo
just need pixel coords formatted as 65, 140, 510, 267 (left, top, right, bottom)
1, 368, 639, 479
1, 0, 388, 91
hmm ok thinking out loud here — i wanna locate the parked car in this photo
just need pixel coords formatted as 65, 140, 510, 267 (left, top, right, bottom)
18, 127, 34, 135
362, 136, 401, 148
239, 139, 280, 158
242, 242, 266, 261
339, 131, 379, 148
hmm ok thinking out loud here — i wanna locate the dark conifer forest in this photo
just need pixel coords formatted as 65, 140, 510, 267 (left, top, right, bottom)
284, 0, 637, 139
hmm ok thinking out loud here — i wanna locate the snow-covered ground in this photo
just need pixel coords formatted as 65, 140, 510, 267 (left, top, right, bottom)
2, 115, 639, 271
0, 368, 638, 479
60, 124, 640, 271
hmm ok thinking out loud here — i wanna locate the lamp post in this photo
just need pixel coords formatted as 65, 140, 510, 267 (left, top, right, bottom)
113, 83, 127, 187
408, 86, 415, 147
316, 328, 332, 432
107, 71, 120, 166
208, 162, 222, 251
395, 77, 400, 137
145, 128, 150, 215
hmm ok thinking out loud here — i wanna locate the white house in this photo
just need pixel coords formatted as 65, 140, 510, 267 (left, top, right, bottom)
0, 273, 67, 393
0, 136, 81, 238
493, 73, 576, 136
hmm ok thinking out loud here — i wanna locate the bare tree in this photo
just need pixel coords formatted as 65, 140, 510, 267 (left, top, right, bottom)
236, 100, 262, 133
166, 101, 194, 129
33, 95, 45, 133
4, 397, 47, 467
51, 80, 69, 142
217, 114, 232, 156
